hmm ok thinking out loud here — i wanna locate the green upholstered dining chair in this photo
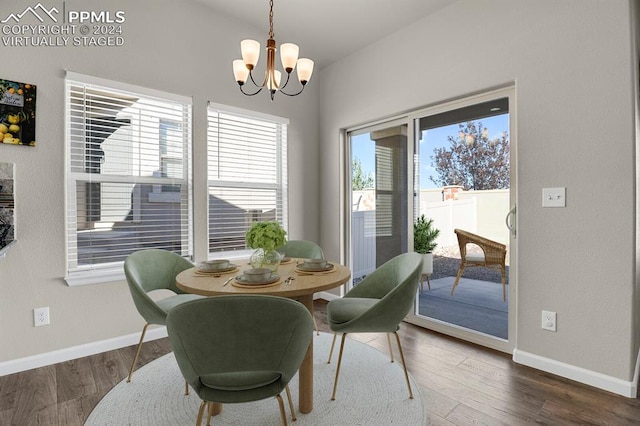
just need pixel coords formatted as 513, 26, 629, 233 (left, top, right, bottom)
276, 239, 325, 335
166, 295, 314, 426
277, 239, 325, 260
124, 249, 203, 384
326, 252, 422, 401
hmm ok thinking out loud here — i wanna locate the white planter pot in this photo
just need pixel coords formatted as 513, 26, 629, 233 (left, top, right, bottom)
421, 253, 433, 275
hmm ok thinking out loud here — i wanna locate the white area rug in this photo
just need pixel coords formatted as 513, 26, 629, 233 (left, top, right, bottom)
86, 332, 425, 425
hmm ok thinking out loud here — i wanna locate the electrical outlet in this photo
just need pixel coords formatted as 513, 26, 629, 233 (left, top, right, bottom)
541, 310, 556, 332
34, 307, 50, 327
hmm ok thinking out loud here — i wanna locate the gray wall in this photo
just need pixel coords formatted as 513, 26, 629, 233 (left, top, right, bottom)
0, 0, 320, 362
2, 0, 639, 394
318, 0, 638, 383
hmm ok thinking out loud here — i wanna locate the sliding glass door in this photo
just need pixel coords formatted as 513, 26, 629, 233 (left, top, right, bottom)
343, 86, 516, 353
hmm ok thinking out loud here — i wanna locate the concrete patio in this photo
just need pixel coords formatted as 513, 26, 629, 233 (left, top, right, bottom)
417, 275, 508, 339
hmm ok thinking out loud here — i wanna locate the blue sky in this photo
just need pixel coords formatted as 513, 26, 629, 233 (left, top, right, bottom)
352, 114, 509, 189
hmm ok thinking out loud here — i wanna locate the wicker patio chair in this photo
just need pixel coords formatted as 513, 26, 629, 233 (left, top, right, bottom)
451, 229, 507, 302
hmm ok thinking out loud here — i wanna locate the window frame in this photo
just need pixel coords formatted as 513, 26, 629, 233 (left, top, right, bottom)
64, 71, 193, 286
206, 102, 289, 259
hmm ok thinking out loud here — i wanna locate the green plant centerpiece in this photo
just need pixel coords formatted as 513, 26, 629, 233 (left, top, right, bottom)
246, 221, 287, 271
414, 214, 440, 276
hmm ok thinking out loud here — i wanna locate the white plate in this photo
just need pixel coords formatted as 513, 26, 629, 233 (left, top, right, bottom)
236, 273, 280, 286
296, 262, 334, 272
196, 263, 238, 273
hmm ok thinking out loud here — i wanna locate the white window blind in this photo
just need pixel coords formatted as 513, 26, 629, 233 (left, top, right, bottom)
207, 103, 288, 255
65, 72, 192, 284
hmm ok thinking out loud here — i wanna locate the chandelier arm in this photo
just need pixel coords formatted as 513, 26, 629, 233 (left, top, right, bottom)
278, 83, 307, 97
248, 70, 264, 89
278, 72, 292, 91
239, 84, 263, 96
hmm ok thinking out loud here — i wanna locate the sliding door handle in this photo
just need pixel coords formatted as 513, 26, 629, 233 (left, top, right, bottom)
505, 205, 516, 238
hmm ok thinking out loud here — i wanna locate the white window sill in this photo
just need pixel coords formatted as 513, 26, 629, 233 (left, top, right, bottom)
66, 250, 254, 286
65, 266, 125, 286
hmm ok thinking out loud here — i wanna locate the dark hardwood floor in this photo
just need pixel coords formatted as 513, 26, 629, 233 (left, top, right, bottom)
2, 300, 639, 425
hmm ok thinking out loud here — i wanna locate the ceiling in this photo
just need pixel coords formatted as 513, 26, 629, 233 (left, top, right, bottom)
194, 0, 455, 69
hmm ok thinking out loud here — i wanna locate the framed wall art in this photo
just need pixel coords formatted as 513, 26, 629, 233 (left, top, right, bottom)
0, 79, 36, 147
0, 162, 15, 253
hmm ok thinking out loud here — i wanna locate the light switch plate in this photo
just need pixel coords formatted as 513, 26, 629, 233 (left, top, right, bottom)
542, 187, 566, 208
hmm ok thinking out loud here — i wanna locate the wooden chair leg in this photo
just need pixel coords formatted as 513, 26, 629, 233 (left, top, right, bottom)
285, 384, 296, 421
393, 331, 414, 400
202, 402, 222, 426
425, 273, 431, 290
450, 264, 465, 296
276, 394, 288, 426
205, 401, 214, 426
127, 323, 149, 382
330, 333, 348, 400
501, 266, 507, 302
327, 332, 337, 364
312, 314, 320, 336
196, 400, 206, 426
185, 380, 189, 395
386, 333, 394, 363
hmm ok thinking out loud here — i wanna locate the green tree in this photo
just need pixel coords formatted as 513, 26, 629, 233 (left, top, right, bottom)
352, 156, 374, 190
430, 121, 509, 190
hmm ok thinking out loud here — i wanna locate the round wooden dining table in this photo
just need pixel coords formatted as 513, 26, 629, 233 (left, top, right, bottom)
175, 258, 351, 414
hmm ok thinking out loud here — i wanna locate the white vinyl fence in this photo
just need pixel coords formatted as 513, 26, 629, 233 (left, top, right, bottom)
351, 189, 509, 278
351, 210, 376, 279
425, 198, 477, 248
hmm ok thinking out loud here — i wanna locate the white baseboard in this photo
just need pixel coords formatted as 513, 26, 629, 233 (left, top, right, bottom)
0, 295, 339, 376
0, 326, 168, 376
632, 347, 640, 398
513, 348, 638, 398
0, 294, 339, 376
5, 311, 637, 399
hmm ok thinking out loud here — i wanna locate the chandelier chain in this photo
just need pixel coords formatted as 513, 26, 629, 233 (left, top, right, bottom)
268, 0, 274, 39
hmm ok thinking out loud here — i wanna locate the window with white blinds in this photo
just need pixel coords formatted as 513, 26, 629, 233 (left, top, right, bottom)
207, 103, 288, 255
65, 72, 192, 284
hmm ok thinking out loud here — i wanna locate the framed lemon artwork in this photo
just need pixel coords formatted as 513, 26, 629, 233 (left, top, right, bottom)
0, 79, 36, 147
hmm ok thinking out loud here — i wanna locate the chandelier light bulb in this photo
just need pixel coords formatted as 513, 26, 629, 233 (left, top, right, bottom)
233, 59, 249, 84
266, 69, 282, 91
241, 39, 260, 68
280, 43, 299, 72
296, 58, 314, 83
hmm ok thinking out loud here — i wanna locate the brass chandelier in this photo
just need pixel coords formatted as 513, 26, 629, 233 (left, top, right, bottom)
232, 0, 314, 101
